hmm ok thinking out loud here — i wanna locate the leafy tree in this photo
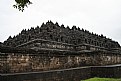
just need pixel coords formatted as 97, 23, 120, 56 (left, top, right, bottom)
13, 0, 32, 12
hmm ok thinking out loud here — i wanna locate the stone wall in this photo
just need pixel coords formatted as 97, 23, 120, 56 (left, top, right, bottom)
1, 50, 121, 73
0, 67, 91, 81
91, 65, 121, 78
16, 39, 75, 51
1, 65, 121, 81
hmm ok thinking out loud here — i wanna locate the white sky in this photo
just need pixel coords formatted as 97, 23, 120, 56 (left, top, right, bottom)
0, 0, 121, 45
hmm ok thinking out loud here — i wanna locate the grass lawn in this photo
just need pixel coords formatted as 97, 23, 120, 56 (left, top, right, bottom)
82, 77, 121, 81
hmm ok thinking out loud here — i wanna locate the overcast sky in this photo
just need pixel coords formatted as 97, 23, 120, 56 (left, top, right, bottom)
0, 0, 121, 45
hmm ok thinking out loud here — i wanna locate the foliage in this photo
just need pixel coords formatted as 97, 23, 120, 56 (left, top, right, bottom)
83, 77, 121, 81
13, 0, 32, 12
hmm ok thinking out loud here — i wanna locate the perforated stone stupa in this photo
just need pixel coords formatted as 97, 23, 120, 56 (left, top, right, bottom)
2, 21, 121, 53
0, 21, 121, 74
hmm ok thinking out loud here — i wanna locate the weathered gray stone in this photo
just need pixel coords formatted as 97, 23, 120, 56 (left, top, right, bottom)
0, 21, 121, 81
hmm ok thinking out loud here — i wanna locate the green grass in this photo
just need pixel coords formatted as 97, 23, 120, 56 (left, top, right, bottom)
82, 77, 121, 81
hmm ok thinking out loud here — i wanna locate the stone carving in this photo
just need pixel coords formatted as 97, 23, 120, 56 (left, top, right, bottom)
3, 21, 120, 49
0, 21, 121, 74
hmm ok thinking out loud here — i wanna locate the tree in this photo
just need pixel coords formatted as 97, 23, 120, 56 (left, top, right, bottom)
13, 0, 32, 12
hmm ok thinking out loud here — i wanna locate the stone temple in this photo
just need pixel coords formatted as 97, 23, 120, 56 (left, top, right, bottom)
3, 21, 121, 51
0, 21, 121, 81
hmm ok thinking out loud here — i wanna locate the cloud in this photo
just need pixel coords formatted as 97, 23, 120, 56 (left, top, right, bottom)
0, 0, 121, 45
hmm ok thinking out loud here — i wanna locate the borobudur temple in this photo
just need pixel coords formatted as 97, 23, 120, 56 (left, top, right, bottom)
0, 21, 121, 81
